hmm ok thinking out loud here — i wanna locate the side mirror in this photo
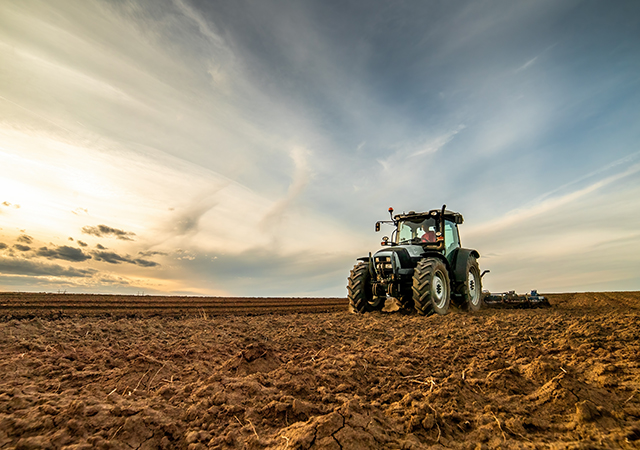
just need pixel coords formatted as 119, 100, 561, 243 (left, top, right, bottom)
375, 222, 381, 232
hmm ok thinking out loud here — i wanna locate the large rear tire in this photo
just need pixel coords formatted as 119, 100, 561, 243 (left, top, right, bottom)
458, 256, 483, 311
412, 258, 451, 316
347, 263, 381, 313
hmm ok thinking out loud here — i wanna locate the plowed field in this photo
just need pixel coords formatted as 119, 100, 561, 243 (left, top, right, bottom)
1, 292, 639, 449
0, 293, 346, 316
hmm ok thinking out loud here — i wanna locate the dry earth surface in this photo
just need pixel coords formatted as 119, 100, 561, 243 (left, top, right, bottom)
1, 292, 639, 449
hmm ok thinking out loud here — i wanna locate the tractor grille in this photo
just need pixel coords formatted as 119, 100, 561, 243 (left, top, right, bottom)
375, 256, 393, 275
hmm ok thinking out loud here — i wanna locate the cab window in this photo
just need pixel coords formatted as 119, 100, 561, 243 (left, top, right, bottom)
444, 220, 460, 256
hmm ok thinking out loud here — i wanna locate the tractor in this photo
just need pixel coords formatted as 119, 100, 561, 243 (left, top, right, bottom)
347, 205, 485, 315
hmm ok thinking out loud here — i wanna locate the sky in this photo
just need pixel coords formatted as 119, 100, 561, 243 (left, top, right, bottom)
1, 0, 639, 297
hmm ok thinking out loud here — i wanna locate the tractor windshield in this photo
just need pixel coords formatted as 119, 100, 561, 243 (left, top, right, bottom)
398, 218, 437, 244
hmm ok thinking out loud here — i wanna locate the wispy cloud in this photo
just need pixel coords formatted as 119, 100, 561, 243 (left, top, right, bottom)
514, 43, 557, 73
409, 125, 466, 157
260, 146, 312, 232
170, 194, 220, 236
172, 0, 226, 48
467, 162, 640, 237
515, 56, 538, 73
376, 125, 466, 176
81, 225, 136, 241
535, 151, 640, 204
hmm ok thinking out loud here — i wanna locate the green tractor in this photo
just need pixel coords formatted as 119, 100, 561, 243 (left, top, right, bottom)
347, 205, 485, 315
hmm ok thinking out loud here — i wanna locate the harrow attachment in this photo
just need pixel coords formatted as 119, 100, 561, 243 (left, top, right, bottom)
482, 290, 551, 309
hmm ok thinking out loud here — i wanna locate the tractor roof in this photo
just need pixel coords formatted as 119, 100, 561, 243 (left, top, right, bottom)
394, 209, 464, 224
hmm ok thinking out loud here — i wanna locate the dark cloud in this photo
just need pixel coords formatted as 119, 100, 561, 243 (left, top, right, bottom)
36, 245, 92, 262
91, 251, 128, 264
96, 244, 106, 249
92, 251, 159, 267
0, 243, 7, 250
138, 250, 167, 257
81, 225, 136, 241
133, 258, 159, 267
14, 244, 31, 252
68, 237, 74, 241
77, 240, 88, 247
0, 257, 96, 278
17, 234, 33, 244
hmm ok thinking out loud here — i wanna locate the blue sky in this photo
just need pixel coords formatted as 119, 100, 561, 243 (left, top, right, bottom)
1, 0, 639, 296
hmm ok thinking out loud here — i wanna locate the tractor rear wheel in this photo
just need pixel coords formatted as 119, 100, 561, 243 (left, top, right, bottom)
412, 258, 451, 316
459, 256, 483, 311
347, 263, 381, 313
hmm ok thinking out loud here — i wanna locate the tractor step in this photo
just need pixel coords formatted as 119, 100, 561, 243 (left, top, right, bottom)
482, 290, 550, 308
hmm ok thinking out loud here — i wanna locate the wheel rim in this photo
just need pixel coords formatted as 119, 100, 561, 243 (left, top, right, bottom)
469, 271, 480, 305
432, 271, 447, 309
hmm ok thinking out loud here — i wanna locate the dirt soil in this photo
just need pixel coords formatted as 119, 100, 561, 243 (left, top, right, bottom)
1, 292, 639, 449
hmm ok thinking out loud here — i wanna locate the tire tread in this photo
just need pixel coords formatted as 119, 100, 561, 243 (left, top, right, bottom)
347, 263, 372, 313
412, 258, 450, 316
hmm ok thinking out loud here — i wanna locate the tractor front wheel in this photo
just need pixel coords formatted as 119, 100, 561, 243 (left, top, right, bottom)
412, 258, 451, 316
347, 263, 381, 313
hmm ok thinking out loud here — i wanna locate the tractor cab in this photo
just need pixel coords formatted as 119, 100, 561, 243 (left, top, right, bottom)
378, 207, 464, 258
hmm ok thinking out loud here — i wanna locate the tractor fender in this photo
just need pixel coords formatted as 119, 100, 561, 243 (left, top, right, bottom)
451, 248, 480, 285
420, 251, 452, 273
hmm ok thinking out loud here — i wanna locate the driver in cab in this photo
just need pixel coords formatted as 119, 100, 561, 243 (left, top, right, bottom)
421, 223, 436, 243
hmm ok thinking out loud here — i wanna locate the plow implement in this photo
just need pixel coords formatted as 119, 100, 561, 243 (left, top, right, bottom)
482, 290, 551, 309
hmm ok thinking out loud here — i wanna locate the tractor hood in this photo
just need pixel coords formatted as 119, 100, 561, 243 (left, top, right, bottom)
375, 244, 425, 258
373, 245, 423, 269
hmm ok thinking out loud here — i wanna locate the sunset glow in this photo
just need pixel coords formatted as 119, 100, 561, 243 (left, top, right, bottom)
2, 0, 639, 295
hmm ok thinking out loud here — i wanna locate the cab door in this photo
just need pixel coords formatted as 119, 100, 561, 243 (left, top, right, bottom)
443, 220, 460, 258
